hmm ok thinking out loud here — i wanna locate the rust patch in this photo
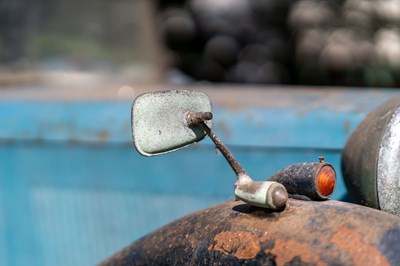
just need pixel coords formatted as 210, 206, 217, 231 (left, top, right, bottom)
208, 231, 260, 260
331, 226, 389, 266
266, 239, 327, 266
100, 199, 400, 266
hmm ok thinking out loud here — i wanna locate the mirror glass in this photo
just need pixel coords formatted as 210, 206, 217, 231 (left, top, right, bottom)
132, 90, 212, 156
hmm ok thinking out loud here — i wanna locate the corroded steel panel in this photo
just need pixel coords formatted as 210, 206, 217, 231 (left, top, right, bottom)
100, 199, 400, 265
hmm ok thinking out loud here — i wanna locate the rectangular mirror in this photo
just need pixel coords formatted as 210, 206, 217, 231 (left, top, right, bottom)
132, 90, 212, 156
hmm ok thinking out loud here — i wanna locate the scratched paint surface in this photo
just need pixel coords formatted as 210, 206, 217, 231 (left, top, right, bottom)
100, 200, 400, 265
0, 88, 399, 265
0, 88, 398, 147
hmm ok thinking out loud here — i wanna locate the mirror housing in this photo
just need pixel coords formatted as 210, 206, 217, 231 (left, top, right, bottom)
132, 90, 212, 156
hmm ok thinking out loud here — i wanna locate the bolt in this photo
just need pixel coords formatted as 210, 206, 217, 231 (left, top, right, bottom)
186, 111, 213, 126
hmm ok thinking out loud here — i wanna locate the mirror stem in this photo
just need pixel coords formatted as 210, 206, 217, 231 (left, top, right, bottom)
187, 111, 288, 209
186, 111, 251, 184
200, 122, 249, 179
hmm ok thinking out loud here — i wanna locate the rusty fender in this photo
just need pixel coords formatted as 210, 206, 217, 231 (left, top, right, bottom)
99, 199, 400, 266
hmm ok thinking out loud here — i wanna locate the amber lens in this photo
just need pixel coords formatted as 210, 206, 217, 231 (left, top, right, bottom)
316, 166, 336, 197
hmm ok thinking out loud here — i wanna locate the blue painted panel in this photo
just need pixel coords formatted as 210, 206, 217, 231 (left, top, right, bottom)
0, 143, 345, 266
0, 89, 398, 149
214, 107, 362, 149
0, 101, 130, 143
0, 145, 41, 266
0, 189, 8, 266
31, 186, 222, 266
0, 144, 230, 266
0, 143, 343, 198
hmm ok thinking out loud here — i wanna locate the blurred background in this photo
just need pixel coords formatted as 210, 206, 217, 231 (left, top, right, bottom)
1, 0, 400, 265
1, 0, 400, 88
158, 0, 400, 87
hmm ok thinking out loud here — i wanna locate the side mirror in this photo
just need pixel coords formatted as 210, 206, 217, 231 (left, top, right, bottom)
131, 89, 336, 209
132, 89, 288, 209
132, 90, 212, 156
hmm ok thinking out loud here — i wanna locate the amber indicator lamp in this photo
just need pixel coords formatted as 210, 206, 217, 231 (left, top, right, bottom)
316, 165, 336, 198
269, 157, 336, 200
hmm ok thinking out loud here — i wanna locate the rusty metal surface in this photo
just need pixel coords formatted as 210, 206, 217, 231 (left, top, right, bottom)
186, 111, 213, 126
99, 199, 400, 266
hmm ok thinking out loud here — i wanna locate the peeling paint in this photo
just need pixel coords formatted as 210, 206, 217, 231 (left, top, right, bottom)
266, 239, 327, 266
209, 231, 261, 260
332, 226, 389, 266
100, 200, 400, 266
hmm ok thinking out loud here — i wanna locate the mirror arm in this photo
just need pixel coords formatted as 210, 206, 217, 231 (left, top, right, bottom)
186, 111, 288, 209
200, 122, 251, 182
133, 92, 287, 210
190, 116, 288, 210
186, 111, 251, 185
